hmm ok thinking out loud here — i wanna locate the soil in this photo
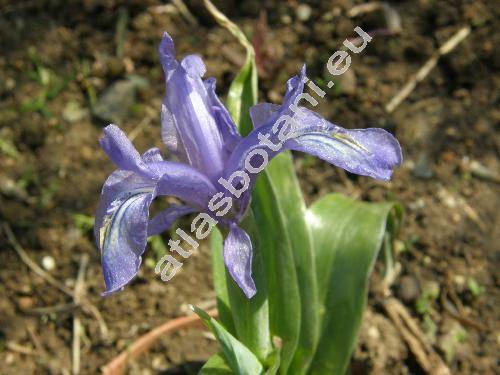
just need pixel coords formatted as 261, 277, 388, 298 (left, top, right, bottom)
0, 1, 498, 374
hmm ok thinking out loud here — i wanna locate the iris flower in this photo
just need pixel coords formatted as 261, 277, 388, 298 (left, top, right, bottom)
95, 33, 402, 298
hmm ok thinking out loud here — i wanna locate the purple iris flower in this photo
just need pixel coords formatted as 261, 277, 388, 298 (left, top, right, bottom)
95, 32, 402, 298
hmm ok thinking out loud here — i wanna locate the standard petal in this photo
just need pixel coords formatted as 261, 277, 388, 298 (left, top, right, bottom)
204, 77, 242, 152
160, 37, 226, 179
159, 32, 178, 77
180, 55, 206, 78
161, 103, 189, 163
94, 171, 156, 295
223, 223, 256, 298
148, 204, 196, 236
100, 125, 152, 177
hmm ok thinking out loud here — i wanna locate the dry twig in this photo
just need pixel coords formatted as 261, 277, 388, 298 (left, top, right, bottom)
385, 26, 471, 113
383, 298, 451, 375
27, 302, 78, 315
73, 254, 89, 375
348, 2, 384, 17
128, 106, 156, 141
5, 342, 36, 356
101, 308, 218, 375
172, 0, 198, 26
463, 159, 500, 184
26, 324, 47, 358
2, 222, 108, 338
3, 222, 73, 295
441, 285, 487, 332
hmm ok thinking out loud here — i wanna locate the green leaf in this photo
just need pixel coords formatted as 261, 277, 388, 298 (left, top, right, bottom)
210, 228, 236, 334
226, 53, 258, 136
252, 174, 301, 373
264, 153, 320, 374
0, 136, 20, 159
72, 213, 94, 233
467, 277, 485, 298
225, 213, 273, 361
211, 223, 272, 362
199, 353, 233, 374
307, 194, 402, 375
192, 305, 264, 375
264, 337, 282, 375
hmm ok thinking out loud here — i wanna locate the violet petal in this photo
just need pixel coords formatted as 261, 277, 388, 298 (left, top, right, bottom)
223, 223, 256, 298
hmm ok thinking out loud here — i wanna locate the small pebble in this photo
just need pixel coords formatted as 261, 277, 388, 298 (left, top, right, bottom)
396, 275, 420, 303
41, 255, 56, 271
336, 68, 357, 95
412, 152, 434, 179
453, 275, 466, 288
408, 198, 426, 211
281, 14, 292, 25
151, 355, 166, 370
17, 296, 35, 311
267, 90, 282, 103
5, 77, 15, 90
367, 326, 380, 340
62, 101, 87, 123
296, 4, 312, 22
5, 353, 14, 365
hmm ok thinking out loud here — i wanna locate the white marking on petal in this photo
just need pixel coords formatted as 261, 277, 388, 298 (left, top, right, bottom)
99, 188, 153, 251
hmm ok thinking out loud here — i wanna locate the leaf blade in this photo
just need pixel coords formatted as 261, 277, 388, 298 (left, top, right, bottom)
307, 193, 402, 375
211, 214, 273, 362
192, 305, 264, 375
264, 153, 320, 374
210, 228, 236, 334
199, 353, 233, 374
226, 54, 258, 136
251, 174, 301, 373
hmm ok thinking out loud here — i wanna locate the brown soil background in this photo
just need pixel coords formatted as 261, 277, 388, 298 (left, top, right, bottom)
0, 1, 498, 374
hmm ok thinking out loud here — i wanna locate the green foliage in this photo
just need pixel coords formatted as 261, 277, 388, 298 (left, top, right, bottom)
144, 235, 169, 269
261, 153, 319, 374
307, 194, 402, 374
415, 282, 440, 315
0, 136, 19, 159
21, 47, 70, 117
217, 213, 273, 362
210, 228, 236, 334
199, 353, 233, 374
204, 4, 403, 374
209, 185, 401, 375
467, 277, 485, 298
192, 305, 264, 375
251, 173, 301, 373
73, 214, 94, 233
77, 60, 97, 108
226, 53, 258, 137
